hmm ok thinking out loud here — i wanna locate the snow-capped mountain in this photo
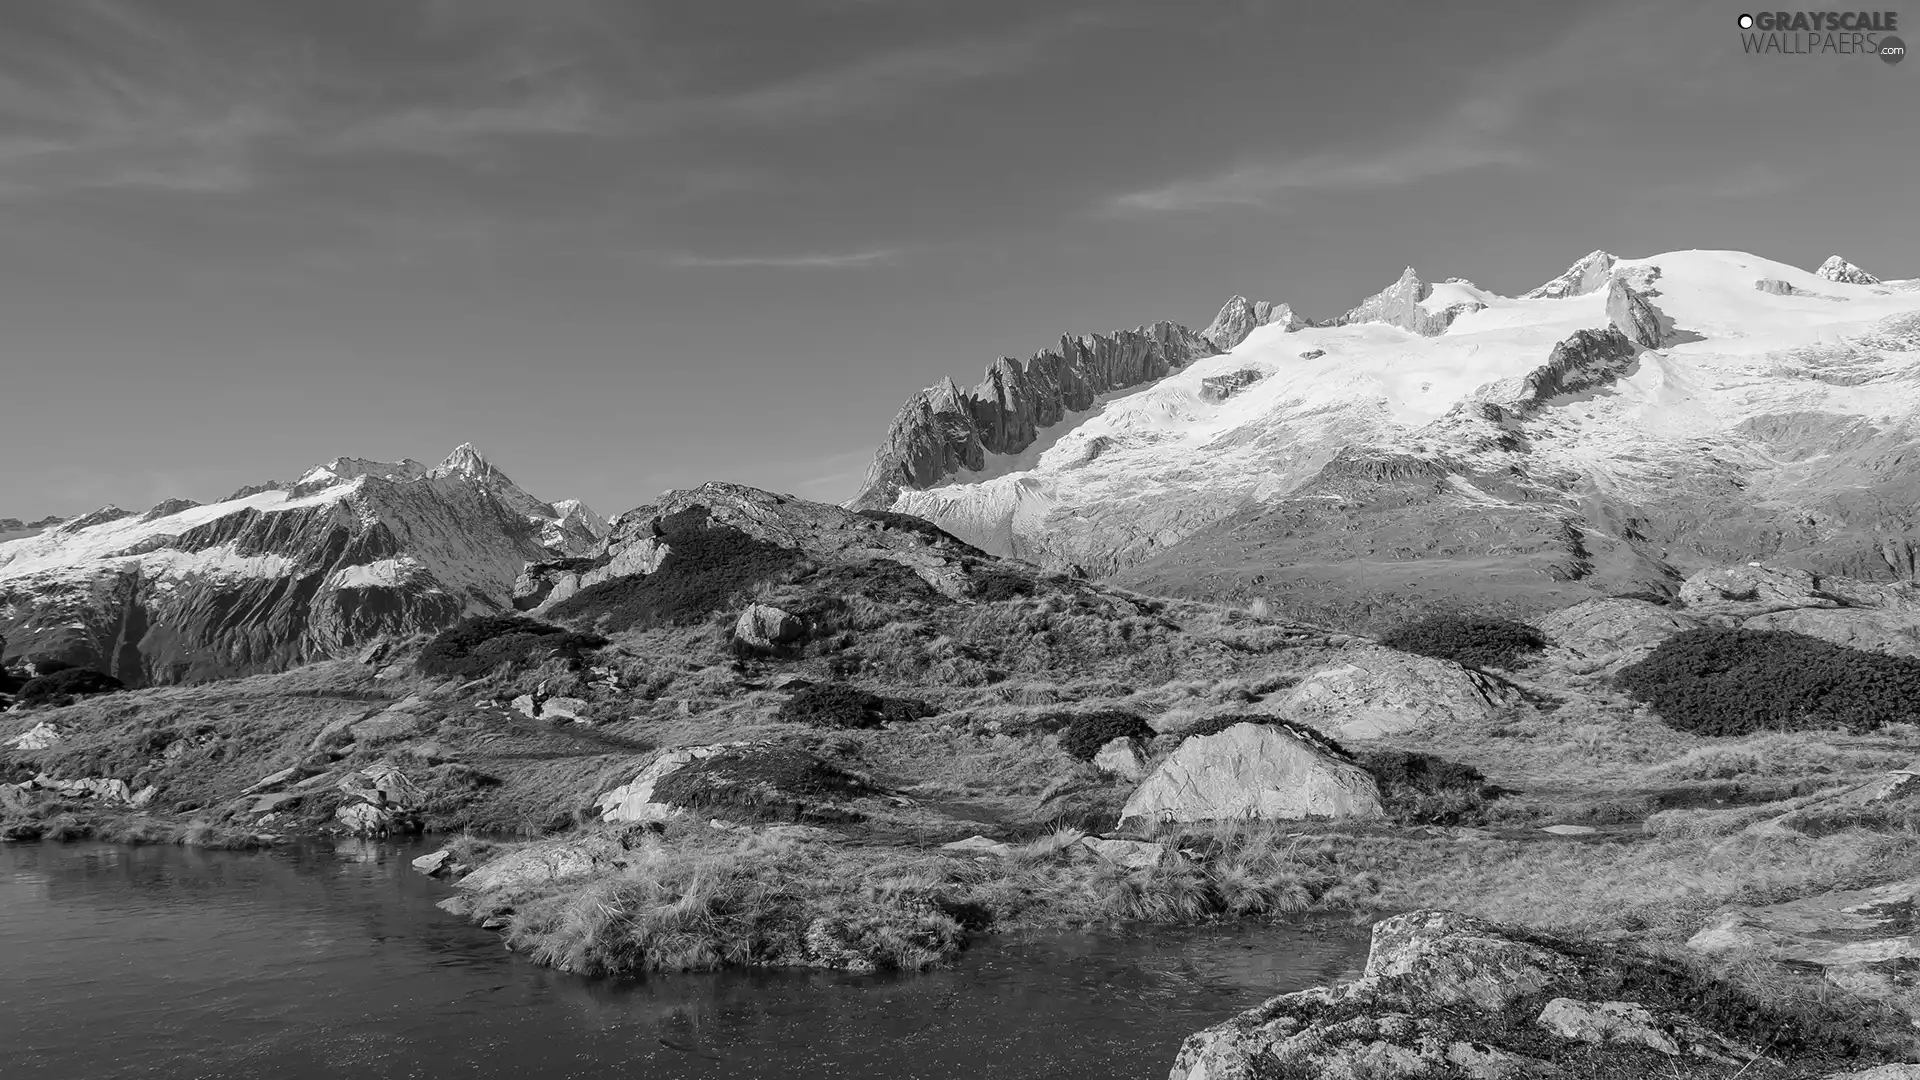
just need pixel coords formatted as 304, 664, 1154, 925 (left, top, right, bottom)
0, 444, 604, 684
852, 250, 1920, 625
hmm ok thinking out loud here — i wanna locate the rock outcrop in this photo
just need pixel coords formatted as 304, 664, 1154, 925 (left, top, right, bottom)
1523, 249, 1618, 299
1091, 735, 1148, 781
597, 743, 753, 824
1606, 275, 1670, 349
1688, 877, 1920, 1019
1676, 563, 1920, 656
1281, 646, 1519, 740
1200, 296, 1299, 351
1119, 722, 1383, 825
735, 603, 805, 651
1819, 255, 1881, 285
1535, 598, 1701, 674
0, 444, 606, 685
1170, 910, 1781, 1080
849, 320, 1220, 511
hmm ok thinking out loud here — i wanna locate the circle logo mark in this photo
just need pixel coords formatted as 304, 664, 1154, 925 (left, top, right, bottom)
1738, 13, 1754, 28
1882, 34, 1907, 63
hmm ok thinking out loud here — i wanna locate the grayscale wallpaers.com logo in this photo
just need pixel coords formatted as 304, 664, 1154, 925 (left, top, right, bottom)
1737, 10, 1904, 61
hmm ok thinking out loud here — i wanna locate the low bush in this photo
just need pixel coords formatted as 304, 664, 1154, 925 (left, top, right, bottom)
854, 508, 969, 548
1057, 710, 1155, 761
650, 745, 873, 823
1178, 713, 1352, 762
1355, 748, 1500, 826
778, 683, 931, 729
546, 507, 800, 632
1615, 627, 1920, 735
969, 568, 1036, 602
19, 667, 124, 705
417, 615, 606, 678
1379, 614, 1549, 670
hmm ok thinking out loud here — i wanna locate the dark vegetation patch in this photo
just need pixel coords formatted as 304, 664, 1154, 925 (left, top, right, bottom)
649, 745, 873, 824
1615, 627, 1920, 735
1378, 614, 1549, 670
969, 567, 1037, 602
1610, 589, 1681, 607
1057, 710, 1155, 761
417, 615, 607, 678
777, 683, 932, 729
854, 508, 971, 548
1178, 713, 1354, 763
1354, 749, 1500, 826
546, 507, 800, 632
19, 668, 124, 706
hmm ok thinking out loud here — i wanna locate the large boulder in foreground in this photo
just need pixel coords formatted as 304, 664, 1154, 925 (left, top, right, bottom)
596, 743, 755, 824
1535, 598, 1701, 674
1688, 877, 1920, 1020
1119, 722, 1382, 826
1676, 564, 1920, 658
1169, 910, 1819, 1080
1280, 646, 1518, 740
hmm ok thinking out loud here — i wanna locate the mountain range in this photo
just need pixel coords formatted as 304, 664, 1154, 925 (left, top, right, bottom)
6, 246, 1917, 680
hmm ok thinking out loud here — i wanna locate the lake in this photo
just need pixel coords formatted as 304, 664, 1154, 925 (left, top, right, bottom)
0, 840, 1368, 1079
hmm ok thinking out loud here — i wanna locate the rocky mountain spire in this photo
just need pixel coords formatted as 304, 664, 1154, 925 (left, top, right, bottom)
1524, 250, 1617, 299
1201, 296, 1300, 351
1816, 255, 1880, 285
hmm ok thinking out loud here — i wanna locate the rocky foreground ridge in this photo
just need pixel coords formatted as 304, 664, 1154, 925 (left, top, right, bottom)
0, 445, 605, 685
852, 249, 1920, 629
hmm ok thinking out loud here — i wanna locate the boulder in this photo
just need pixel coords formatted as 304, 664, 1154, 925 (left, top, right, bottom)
350, 709, 423, 743
1678, 563, 1831, 615
537, 696, 590, 723
1817, 255, 1881, 285
941, 835, 1014, 857
251, 791, 303, 815
596, 743, 754, 823
1080, 836, 1165, 869
735, 603, 805, 651
1687, 877, 1920, 1016
1169, 910, 1762, 1080
510, 694, 539, 719
1091, 736, 1148, 781
335, 802, 399, 837
1281, 646, 1518, 740
1742, 606, 1920, 658
411, 849, 452, 876
1535, 598, 1700, 673
1119, 722, 1383, 826
7, 721, 60, 751
457, 834, 628, 893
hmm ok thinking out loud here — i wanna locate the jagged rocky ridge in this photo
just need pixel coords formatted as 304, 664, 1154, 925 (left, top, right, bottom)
849, 292, 1294, 513
853, 249, 1920, 626
0, 445, 606, 685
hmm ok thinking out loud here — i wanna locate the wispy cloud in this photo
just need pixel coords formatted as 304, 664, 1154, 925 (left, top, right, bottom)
696, 34, 1052, 127
1628, 163, 1802, 207
668, 248, 901, 270
321, 90, 606, 155
1105, 2, 1687, 215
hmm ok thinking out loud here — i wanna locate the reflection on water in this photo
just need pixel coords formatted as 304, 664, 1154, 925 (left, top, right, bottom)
0, 841, 1367, 1079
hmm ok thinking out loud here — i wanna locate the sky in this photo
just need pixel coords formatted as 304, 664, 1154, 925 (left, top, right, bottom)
1, 0, 1915, 520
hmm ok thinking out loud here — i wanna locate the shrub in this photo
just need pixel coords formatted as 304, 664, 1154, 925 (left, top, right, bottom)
417, 615, 606, 678
19, 668, 124, 704
1355, 748, 1499, 825
1057, 710, 1155, 761
854, 508, 969, 548
1177, 713, 1352, 763
969, 568, 1036, 602
1615, 627, 1920, 735
778, 683, 931, 729
649, 745, 872, 823
546, 507, 800, 632
1378, 614, 1548, 670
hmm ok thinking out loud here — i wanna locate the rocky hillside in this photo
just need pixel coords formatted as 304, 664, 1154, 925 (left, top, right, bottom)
852, 250, 1920, 628
0, 445, 606, 686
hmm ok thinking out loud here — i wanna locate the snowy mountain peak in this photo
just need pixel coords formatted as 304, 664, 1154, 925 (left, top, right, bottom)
550, 499, 611, 540
432, 442, 499, 480
1817, 254, 1880, 285
1524, 250, 1618, 299
1202, 296, 1299, 351
296, 456, 430, 488
1338, 266, 1485, 336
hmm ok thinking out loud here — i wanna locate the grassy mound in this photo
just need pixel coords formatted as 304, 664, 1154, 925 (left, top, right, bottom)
1379, 614, 1549, 670
969, 567, 1036, 602
1354, 748, 1500, 826
546, 507, 800, 632
18, 667, 124, 705
1615, 627, 1920, 735
1057, 710, 1155, 761
417, 615, 606, 678
853, 508, 972, 548
777, 683, 931, 729
649, 745, 873, 824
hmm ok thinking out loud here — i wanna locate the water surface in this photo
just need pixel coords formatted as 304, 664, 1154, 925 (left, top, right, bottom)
0, 841, 1367, 1079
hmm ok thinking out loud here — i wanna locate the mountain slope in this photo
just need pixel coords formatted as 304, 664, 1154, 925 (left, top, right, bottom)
854, 250, 1920, 627
0, 445, 605, 684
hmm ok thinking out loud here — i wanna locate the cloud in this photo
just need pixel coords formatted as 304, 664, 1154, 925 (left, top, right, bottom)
1629, 163, 1802, 206
321, 90, 606, 155
668, 249, 901, 269
1105, 1, 1694, 214
698, 35, 1050, 127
